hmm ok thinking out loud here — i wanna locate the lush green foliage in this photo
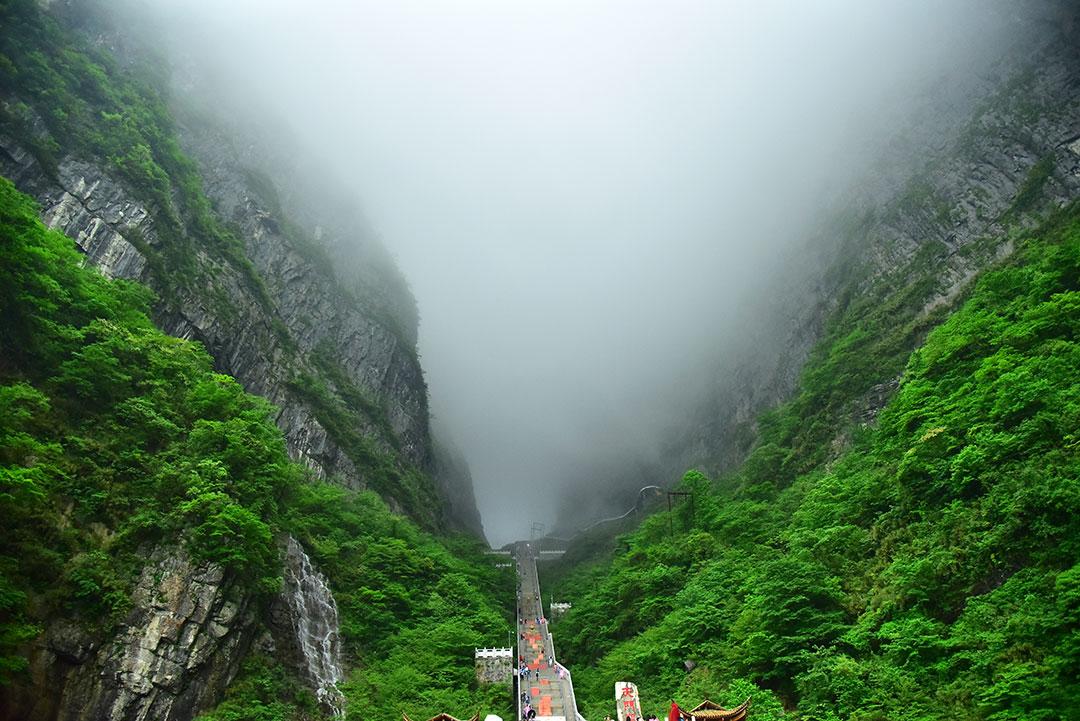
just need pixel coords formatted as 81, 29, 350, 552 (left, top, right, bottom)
0, 0, 435, 527
0, 177, 512, 719
286, 483, 514, 721
0, 173, 289, 675
196, 656, 322, 721
0, 0, 272, 302
547, 205, 1080, 720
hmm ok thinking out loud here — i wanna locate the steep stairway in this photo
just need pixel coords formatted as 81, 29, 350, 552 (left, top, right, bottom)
515, 543, 581, 721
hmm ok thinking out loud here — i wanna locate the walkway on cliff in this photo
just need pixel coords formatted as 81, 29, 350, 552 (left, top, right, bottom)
515, 542, 582, 721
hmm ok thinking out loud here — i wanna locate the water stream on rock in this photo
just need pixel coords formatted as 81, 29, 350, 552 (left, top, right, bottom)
283, 536, 345, 717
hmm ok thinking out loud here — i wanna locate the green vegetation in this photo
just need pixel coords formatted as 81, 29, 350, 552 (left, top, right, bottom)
0, 0, 273, 306
0, 177, 511, 718
287, 483, 513, 721
0, 0, 437, 525
749, 227, 953, 489
547, 204, 1080, 720
196, 656, 323, 721
0, 172, 286, 673
889, 177, 956, 228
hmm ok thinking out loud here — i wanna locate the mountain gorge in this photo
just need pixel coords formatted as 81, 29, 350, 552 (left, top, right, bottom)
2, 1, 1080, 721
0, 0, 478, 532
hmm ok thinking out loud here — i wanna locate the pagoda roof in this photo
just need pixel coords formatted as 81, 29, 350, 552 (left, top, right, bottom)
682, 698, 750, 721
403, 713, 479, 721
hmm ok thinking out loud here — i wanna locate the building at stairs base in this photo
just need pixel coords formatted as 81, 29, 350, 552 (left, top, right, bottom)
403, 713, 481, 721
670, 699, 751, 721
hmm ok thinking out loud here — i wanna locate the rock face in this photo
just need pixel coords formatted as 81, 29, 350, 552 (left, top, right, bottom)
0, 4, 482, 718
0, 109, 481, 721
550, 9, 1080, 528
671, 16, 1080, 480
3, 547, 257, 721
430, 424, 487, 539
35, 160, 150, 280
0, 0, 482, 530
1, 538, 355, 721
0, 96, 479, 532
0, 127, 412, 490
170, 116, 433, 477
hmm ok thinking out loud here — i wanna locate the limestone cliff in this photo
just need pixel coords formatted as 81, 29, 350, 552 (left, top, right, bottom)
431, 424, 487, 540
2, 547, 257, 721
0, 2, 483, 718
553, 4, 1080, 528
0, 18, 482, 535
0, 129, 439, 511
671, 6, 1080, 482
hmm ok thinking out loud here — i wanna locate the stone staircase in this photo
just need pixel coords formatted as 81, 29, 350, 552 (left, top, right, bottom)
515, 543, 579, 721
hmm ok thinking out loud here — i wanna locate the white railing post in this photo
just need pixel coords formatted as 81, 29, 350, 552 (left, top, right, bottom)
516, 546, 522, 721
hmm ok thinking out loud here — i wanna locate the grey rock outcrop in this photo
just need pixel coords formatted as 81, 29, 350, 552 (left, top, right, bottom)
169, 114, 432, 470
0, 98, 468, 529
431, 426, 487, 539
4, 547, 256, 721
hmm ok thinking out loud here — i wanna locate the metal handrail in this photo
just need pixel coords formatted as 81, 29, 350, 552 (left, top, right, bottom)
536, 553, 582, 721
578, 486, 663, 533
552, 656, 583, 721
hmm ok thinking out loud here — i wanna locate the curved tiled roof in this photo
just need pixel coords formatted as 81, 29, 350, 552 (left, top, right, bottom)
682, 698, 750, 721
403, 713, 480, 721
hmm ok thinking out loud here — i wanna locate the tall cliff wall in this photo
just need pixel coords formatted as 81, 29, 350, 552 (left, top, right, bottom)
0, 3, 487, 717
670, 8, 1080, 484
430, 423, 487, 539
550, 4, 1080, 531
0, 1, 483, 534
4, 547, 258, 721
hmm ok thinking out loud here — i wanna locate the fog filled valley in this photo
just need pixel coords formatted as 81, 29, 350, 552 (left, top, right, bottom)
1, 1, 1079, 720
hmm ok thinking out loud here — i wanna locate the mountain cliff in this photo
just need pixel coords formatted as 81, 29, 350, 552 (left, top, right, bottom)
0, 1, 497, 719
551, 2, 1080, 533
0, 0, 484, 534
669, 4, 1080, 486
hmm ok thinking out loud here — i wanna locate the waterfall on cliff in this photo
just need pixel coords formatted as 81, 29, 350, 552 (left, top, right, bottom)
283, 536, 346, 716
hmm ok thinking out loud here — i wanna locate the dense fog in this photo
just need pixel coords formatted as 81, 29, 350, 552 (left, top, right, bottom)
125, 0, 1030, 545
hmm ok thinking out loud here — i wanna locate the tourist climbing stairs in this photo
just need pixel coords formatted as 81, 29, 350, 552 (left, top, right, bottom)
515, 542, 581, 721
